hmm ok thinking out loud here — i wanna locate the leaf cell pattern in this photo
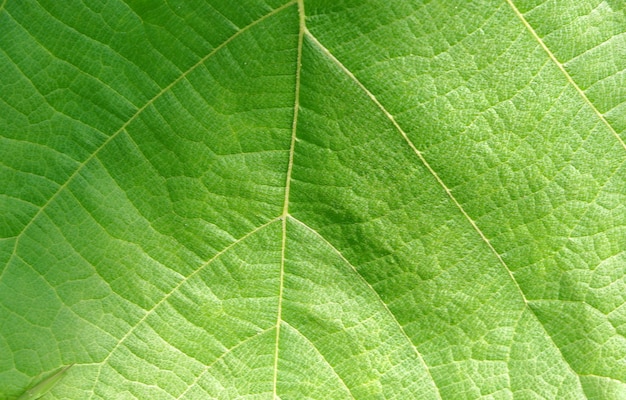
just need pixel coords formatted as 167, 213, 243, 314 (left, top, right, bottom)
1, 0, 625, 399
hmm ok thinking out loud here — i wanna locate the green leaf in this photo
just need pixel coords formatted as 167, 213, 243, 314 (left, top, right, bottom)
1, 0, 625, 398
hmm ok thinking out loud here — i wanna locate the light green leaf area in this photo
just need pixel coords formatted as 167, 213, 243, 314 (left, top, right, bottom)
1, 0, 625, 399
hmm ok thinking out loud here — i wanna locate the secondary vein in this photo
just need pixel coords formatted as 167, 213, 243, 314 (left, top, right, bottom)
306, 28, 583, 391
1, 1, 297, 286
505, 0, 626, 152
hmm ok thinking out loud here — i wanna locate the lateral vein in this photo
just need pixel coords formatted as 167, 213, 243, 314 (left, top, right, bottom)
306, 28, 582, 392
505, 0, 626, 151
5, 1, 297, 278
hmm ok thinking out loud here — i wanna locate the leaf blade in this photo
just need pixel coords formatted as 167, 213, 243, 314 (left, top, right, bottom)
1, 0, 625, 398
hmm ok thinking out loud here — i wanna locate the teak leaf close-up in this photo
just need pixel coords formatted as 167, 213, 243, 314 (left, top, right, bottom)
1, 0, 626, 398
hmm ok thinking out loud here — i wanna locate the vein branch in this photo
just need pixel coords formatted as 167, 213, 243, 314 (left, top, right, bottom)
290, 216, 442, 400
505, 0, 626, 151
306, 28, 584, 392
88, 218, 279, 398
281, 320, 355, 399
177, 327, 275, 399
4, 1, 296, 274
306, 29, 524, 300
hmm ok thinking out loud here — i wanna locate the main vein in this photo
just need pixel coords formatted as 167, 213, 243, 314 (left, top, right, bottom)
273, 0, 305, 397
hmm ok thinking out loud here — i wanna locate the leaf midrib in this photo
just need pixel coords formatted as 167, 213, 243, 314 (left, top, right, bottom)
268, 1, 443, 397
272, 0, 304, 396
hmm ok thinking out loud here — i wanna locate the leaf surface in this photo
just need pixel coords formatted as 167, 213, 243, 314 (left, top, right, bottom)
1, 0, 626, 398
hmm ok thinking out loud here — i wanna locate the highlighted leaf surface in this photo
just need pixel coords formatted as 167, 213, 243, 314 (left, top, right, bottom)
1, 0, 626, 398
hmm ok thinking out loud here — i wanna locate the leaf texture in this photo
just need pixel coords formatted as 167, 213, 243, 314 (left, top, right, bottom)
1, 0, 625, 399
